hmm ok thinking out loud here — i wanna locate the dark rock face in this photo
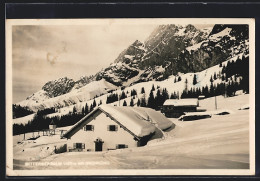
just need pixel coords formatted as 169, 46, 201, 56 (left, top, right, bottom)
114, 40, 146, 64
94, 24, 248, 87
176, 24, 249, 74
74, 75, 95, 89
42, 77, 75, 98
95, 24, 212, 85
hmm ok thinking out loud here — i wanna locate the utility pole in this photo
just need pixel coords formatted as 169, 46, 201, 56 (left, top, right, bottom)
118, 93, 120, 106
215, 96, 217, 110
185, 78, 188, 93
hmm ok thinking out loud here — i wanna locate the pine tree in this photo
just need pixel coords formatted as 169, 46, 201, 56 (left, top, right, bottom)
137, 99, 141, 107
151, 84, 155, 91
202, 85, 209, 98
120, 91, 126, 100
133, 89, 137, 96
148, 90, 155, 109
82, 106, 85, 114
93, 99, 96, 108
106, 95, 109, 104
140, 98, 146, 107
219, 63, 222, 67
131, 89, 137, 97
214, 72, 217, 80
193, 74, 197, 85
130, 98, 134, 107
90, 104, 93, 112
161, 88, 169, 105
85, 103, 89, 115
210, 82, 215, 97
123, 100, 127, 106
155, 89, 162, 109
141, 87, 145, 94
72, 106, 77, 114
178, 76, 182, 82
98, 100, 102, 106
210, 76, 213, 83
174, 77, 177, 83
222, 74, 225, 81
173, 91, 177, 99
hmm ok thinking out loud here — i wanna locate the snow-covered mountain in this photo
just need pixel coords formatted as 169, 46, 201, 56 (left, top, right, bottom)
95, 24, 212, 86
15, 24, 249, 113
18, 79, 117, 111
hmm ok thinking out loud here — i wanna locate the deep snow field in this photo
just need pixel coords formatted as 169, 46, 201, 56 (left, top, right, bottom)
13, 93, 250, 170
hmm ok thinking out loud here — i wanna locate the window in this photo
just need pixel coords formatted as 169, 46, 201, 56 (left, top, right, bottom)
108, 125, 118, 131
116, 144, 128, 149
84, 125, 94, 131
73, 143, 85, 149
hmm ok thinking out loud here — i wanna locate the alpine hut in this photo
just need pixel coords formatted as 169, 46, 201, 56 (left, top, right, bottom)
49, 120, 56, 130
162, 98, 199, 118
62, 105, 173, 152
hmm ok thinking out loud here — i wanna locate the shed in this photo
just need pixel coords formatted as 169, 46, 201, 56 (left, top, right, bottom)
162, 98, 199, 118
49, 120, 56, 130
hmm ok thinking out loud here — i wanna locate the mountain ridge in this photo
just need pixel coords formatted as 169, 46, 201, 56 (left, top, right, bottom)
15, 24, 249, 112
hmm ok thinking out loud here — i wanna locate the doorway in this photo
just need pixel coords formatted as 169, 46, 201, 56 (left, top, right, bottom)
94, 138, 104, 151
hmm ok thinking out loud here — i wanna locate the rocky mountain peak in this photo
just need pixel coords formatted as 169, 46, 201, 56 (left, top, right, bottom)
185, 24, 197, 32
42, 77, 75, 98
114, 40, 146, 64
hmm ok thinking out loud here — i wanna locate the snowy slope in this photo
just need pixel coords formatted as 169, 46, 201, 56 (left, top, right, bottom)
13, 94, 250, 170
17, 79, 117, 111
14, 52, 245, 126
13, 113, 35, 125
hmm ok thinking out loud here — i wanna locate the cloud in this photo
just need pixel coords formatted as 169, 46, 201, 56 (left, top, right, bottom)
11, 24, 157, 103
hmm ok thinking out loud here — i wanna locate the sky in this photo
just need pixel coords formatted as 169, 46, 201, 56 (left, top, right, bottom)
12, 23, 213, 103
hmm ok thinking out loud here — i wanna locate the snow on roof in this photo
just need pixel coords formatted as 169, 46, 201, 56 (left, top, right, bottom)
163, 99, 198, 107
182, 112, 211, 116
99, 105, 173, 137
99, 105, 155, 137
178, 112, 211, 120
63, 105, 173, 139
49, 120, 56, 125
125, 107, 173, 130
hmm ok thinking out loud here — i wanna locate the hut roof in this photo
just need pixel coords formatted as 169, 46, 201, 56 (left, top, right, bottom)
63, 105, 173, 139
163, 99, 198, 107
49, 120, 56, 125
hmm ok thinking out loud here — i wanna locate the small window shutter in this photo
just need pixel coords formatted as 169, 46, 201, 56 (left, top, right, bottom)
115, 125, 118, 131
82, 143, 85, 149
125, 145, 128, 148
73, 143, 76, 148
116, 144, 119, 149
91, 125, 94, 131
83, 126, 85, 131
107, 125, 110, 131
